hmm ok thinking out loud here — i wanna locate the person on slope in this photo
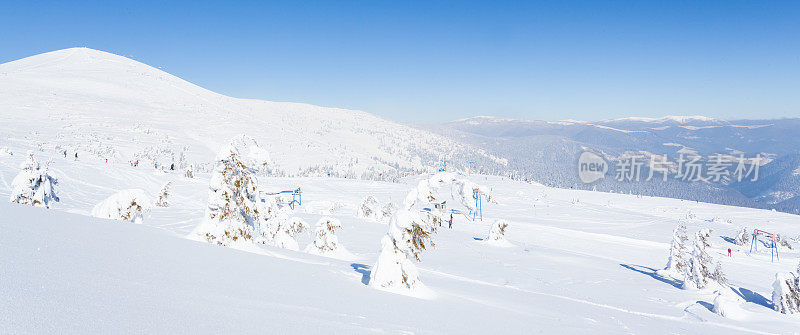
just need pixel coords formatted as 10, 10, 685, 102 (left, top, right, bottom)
449, 213, 453, 229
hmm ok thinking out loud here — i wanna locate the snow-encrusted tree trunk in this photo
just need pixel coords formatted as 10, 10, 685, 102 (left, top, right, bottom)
664, 222, 689, 274
683, 229, 726, 290
9, 153, 59, 208
772, 268, 800, 314
192, 146, 260, 247
154, 181, 172, 207
306, 217, 344, 256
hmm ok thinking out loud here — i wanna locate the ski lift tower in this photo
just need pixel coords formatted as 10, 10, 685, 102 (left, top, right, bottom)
470, 189, 483, 221
750, 229, 780, 262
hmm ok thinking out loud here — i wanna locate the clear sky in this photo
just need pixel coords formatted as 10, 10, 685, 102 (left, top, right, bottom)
2, 1, 799, 122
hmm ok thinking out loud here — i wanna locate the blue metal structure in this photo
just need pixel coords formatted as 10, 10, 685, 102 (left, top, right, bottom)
280, 187, 302, 209
469, 190, 483, 222
749, 229, 779, 262
261, 187, 302, 210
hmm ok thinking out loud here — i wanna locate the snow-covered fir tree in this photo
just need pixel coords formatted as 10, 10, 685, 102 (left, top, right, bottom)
772, 262, 800, 314
485, 219, 513, 247
664, 221, 689, 274
305, 217, 345, 256
683, 229, 726, 290
369, 210, 435, 292
370, 173, 491, 295
9, 152, 59, 208
192, 145, 260, 247
154, 181, 172, 207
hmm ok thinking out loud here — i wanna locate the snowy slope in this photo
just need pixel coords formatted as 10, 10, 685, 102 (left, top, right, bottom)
2, 147, 800, 334
0, 47, 504, 179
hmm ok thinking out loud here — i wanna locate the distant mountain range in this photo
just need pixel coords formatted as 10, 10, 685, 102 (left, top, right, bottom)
425, 115, 800, 214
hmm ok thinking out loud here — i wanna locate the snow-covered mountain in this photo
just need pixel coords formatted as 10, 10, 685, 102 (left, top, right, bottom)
428, 115, 800, 213
0, 47, 505, 180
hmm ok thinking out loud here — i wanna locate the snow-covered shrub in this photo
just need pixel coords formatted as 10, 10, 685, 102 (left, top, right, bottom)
154, 181, 172, 207
270, 214, 308, 251
91, 189, 151, 223
683, 229, 726, 290
306, 217, 351, 258
381, 202, 397, 221
357, 195, 380, 220
184, 166, 194, 179
357, 196, 396, 223
776, 234, 794, 250
485, 219, 513, 247
772, 269, 800, 314
664, 222, 689, 274
0, 146, 12, 156
9, 153, 59, 208
735, 227, 750, 246
192, 145, 260, 247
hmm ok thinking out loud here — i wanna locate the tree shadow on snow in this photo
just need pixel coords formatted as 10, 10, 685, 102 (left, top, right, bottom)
619, 264, 683, 289
696, 300, 715, 312
731, 286, 773, 310
351, 263, 371, 286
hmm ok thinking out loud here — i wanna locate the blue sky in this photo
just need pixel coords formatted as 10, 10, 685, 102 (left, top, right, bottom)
2, 1, 799, 122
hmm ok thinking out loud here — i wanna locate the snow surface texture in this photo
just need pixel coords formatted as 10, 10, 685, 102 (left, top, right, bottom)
3, 148, 800, 333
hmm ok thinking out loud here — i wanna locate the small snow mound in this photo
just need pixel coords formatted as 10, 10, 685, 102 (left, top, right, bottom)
304, 200, 344, 215
91, 189, 151, 223
712, 290, 747, 320
0, 146, 12, 156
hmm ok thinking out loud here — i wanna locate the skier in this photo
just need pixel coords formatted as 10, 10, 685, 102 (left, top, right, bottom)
728, 248, 732, 257
170, 163, 174, 171
448, 213, 453, 229
74, 152, 78, 160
